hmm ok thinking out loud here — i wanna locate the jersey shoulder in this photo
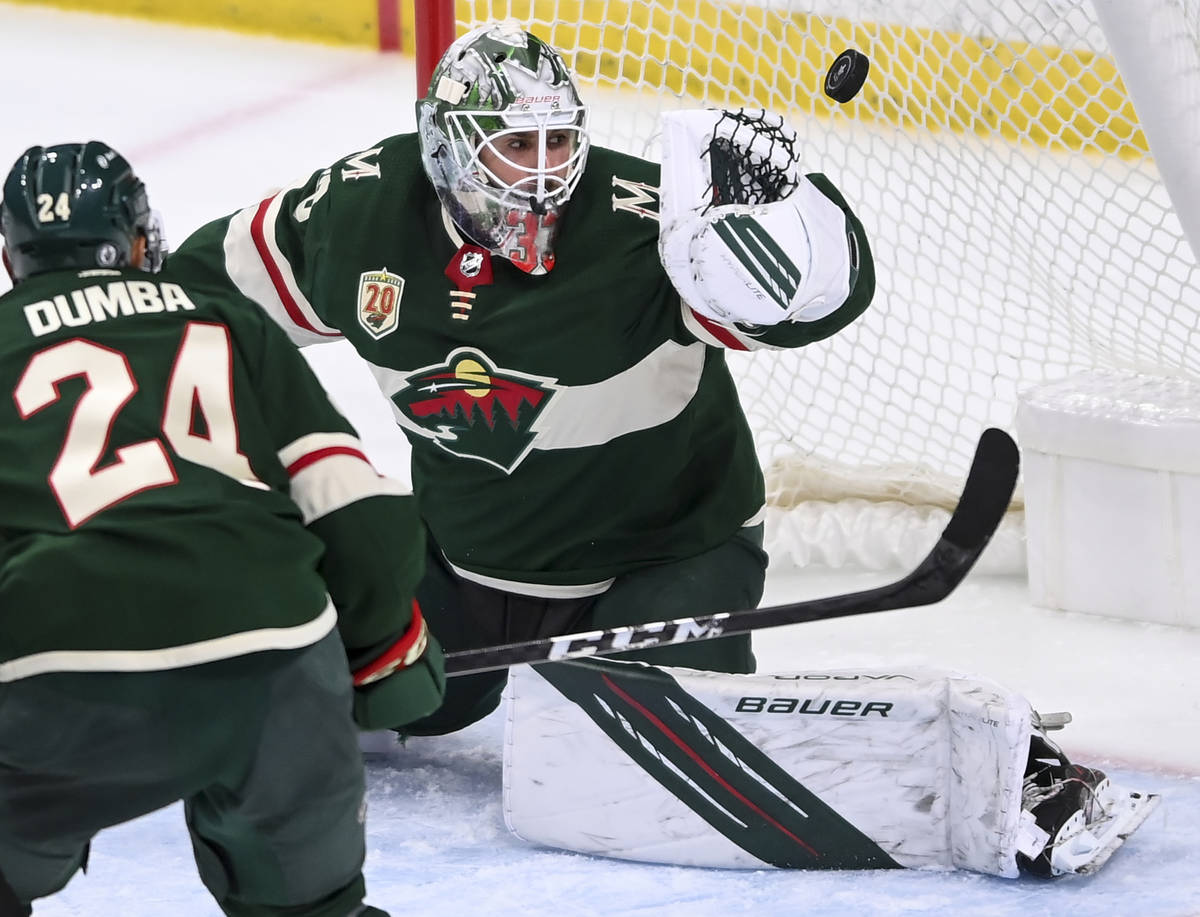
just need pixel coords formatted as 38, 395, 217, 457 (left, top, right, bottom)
587, 145, 661, 186
566, 145, 664, 242
324, 133, 431, 208
155, 256, 264, 324
276, 132, 436, 256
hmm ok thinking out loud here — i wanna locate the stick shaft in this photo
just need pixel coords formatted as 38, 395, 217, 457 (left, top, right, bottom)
445, 428, 1017, 676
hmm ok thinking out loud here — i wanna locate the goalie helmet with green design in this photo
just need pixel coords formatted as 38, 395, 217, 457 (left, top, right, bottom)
416, 21, 590, 275
1, 140, 165, 284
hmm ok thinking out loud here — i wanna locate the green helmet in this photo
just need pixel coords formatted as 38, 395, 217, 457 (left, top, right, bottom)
1, 141, 164, 283
415, 21, 590, 275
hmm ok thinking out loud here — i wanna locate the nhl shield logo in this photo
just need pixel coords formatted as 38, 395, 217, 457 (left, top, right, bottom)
460, 250, 485, 277
357, 269, 405, 339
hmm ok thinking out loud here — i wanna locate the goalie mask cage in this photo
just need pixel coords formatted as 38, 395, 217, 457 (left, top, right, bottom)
415, 1, 1200, 572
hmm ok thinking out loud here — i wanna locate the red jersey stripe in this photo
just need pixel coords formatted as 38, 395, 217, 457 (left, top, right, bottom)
249, 196, 339, 338
286, 445, 371, 477
690, 310, 750, 351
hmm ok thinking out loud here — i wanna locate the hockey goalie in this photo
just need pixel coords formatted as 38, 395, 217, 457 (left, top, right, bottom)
502, 659, 1157, 878
501, 108, 1155, 880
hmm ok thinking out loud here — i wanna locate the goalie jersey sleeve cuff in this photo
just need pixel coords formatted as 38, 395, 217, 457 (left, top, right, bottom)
658, 109, 855, 327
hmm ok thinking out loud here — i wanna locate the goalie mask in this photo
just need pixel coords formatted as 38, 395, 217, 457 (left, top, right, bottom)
416, 21, 590, 275
1, 141, 165, 283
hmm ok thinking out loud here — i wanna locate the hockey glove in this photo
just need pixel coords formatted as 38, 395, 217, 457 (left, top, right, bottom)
349, 599, 446, 730
659, 108, 853, 326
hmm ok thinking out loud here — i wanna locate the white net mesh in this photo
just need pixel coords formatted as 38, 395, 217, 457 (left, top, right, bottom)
446, 1, 1200, 568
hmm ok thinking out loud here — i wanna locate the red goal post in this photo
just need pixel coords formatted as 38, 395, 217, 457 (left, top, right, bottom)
414, 4, 456, 95
411, 2, 1200, 574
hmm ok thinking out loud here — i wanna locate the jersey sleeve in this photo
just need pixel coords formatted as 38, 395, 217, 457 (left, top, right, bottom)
679, 173, 875, 352
239, 304, 424, 655
171, 166, 346, 347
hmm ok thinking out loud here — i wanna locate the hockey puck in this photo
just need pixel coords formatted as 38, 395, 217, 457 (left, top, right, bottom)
824, 49, 869, 103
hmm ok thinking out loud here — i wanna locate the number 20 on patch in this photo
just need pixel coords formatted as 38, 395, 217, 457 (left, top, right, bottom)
356, 269, 405, 340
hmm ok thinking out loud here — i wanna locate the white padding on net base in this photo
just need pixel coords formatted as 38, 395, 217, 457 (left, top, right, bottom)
763, 501, 1027, 573
761, 455, 1027, 573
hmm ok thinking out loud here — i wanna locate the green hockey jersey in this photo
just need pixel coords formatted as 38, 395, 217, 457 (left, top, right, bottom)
171, 133, 873, 594
0, 261, 424, 681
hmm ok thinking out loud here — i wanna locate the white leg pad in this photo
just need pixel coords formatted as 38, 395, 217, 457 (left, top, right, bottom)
502, 661, 1032, 876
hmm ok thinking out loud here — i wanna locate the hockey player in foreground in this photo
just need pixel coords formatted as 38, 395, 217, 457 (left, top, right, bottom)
166, 21, 1156, 880
0, 142, 443, 916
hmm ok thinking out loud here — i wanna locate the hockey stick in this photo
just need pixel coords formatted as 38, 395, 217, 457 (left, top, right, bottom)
445, 427, 1019, 677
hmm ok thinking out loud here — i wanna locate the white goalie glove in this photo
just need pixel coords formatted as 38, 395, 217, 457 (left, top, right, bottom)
658, 108, 853, 326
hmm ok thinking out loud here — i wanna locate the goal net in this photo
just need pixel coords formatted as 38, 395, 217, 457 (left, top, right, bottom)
418, 1, 1200, 571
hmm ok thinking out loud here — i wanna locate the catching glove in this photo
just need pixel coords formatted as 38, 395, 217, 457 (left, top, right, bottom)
659, 108, 853, 327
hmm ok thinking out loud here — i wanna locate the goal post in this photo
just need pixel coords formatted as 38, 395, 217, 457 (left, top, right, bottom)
1091, 0, 1200, 262
411, 1, 1200, 572
414, 4, 455, 94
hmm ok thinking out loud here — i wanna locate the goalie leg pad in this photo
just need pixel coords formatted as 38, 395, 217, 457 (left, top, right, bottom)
502, 660, 1035, 875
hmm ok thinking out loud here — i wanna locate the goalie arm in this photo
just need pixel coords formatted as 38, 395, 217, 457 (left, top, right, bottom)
248, 314, 445, 730
170, 159, 349, 348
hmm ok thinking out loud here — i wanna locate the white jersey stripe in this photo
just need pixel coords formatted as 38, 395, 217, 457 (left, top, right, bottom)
223, 187, 342, 344
279, 431, 409, 522
447, 560, 616, 598
363, 340, 709, 454
0, 601, 338, 682
528, 339, 706, 449
444, 511, 763, 596
287, 452, 410, 523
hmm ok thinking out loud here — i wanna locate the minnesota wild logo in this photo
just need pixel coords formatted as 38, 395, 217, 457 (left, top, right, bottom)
393, 348, 558, 472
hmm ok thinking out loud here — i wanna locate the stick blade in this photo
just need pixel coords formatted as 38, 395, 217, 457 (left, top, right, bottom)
941, 427, 1019, 553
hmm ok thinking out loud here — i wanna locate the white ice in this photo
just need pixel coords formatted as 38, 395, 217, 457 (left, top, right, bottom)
1, 5, 1198, 915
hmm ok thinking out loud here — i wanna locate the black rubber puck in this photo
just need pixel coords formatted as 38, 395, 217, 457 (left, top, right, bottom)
824, 49, 869, 103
